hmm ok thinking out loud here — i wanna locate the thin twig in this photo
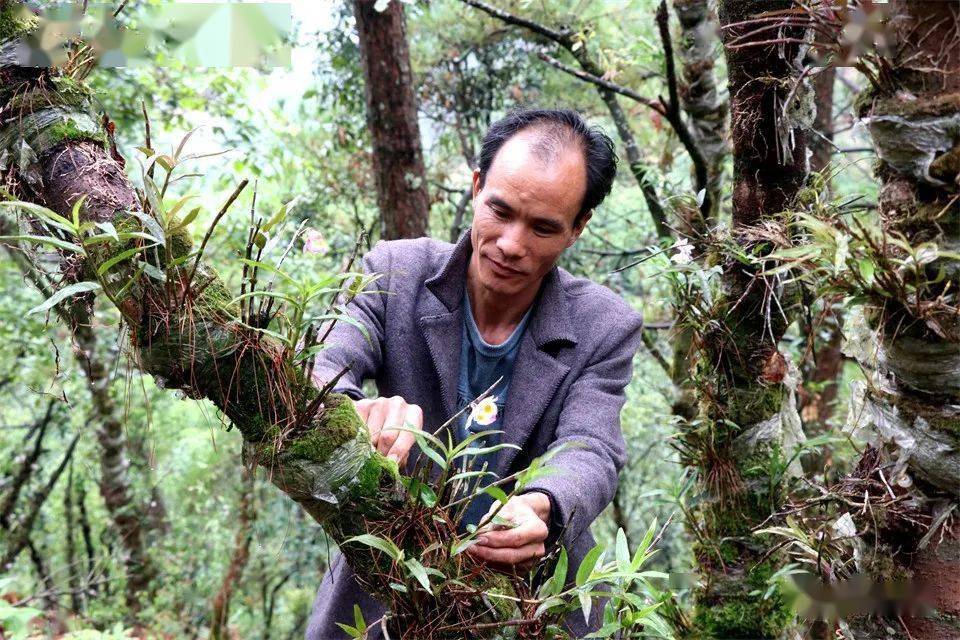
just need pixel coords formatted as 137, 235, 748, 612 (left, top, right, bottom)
181, 179, 249, 307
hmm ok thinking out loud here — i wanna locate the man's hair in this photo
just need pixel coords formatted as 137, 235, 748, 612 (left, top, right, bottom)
476, 108, 618, 227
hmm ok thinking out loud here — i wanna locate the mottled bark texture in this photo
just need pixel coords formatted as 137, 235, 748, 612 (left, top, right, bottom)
682, 1, 810, 637
846, 1, 960, 638
2, 212, 159, 612
0, 7, 513, 637
353, 0, 430, 240
673, 0, 728, 222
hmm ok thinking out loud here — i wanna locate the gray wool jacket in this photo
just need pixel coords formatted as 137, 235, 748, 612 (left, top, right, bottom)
305, 230, 644, 639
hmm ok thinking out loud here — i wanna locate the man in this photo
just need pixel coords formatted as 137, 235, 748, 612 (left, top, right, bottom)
306, 108, 643, 638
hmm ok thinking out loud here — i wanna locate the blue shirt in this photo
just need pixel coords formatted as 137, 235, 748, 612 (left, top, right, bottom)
453, 292, 532, 530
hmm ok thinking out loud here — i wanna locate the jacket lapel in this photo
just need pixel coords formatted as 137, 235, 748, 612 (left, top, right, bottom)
420, 230, 472, 419
418, 310, 462, 419
496, 268, 576, 476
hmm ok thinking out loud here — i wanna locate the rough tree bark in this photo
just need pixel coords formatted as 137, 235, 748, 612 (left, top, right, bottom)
353, 0, 430, 240
845, 1, 960, 637
0, 6, 514, 637
681, 1, 810, 637
672, 0, 728, 222
670, 0, 730, 423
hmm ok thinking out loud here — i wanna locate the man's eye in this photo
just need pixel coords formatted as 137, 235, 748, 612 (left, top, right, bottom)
491, 208, 509, 219
534, 225, 555, 235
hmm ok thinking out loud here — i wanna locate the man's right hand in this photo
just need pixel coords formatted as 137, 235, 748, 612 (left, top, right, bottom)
353, 396, 423, 467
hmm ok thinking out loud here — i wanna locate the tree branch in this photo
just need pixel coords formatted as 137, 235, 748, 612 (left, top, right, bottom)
536, 52, 665, 114
461, 0, 573, 44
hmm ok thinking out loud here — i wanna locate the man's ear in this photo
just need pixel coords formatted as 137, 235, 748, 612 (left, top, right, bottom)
568, 210, 593, 247
472, 169, 482, 200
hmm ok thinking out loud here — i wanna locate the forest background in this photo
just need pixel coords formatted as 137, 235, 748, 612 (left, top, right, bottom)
0, 1, 957, 639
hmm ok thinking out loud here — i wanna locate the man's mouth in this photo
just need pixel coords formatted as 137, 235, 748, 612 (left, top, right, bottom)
485, 255, 524, 277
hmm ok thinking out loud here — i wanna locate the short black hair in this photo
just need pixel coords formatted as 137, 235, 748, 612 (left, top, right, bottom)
476, 108, 618, 227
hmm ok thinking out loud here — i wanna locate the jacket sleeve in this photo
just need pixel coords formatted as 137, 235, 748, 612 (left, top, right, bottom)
310, 241, 393, 400
521, 311, 643, 545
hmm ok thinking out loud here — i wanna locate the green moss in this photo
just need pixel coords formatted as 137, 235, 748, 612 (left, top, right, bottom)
44, 118, 107, 148
10, 77, 94, 113
693, 588, 792, 639
286, 394, 361, 462
726, 383, 783, 427
0, 5, 39, 41
167, 225, 194, 259
349, 452, 398, 502
868, 93, 960, 119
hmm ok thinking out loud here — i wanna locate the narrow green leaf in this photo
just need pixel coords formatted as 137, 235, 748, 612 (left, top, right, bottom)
343, 534, 402, 562
483, 485, 508, 505
576, 544, 604, 587
28, 281, 101, 315
547, 547, 568, 597
352, 604, 366, 633
97, 244, 155, 276
94, 221, 119, 241
0, 235, 83, 254
404, 558, 432, 592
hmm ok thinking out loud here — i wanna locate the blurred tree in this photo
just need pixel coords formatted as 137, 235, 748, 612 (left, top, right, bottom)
353, 0, 430, 239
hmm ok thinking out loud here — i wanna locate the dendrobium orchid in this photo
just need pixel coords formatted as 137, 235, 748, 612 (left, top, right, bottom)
303, 228, 329, 255
469, 396, 499, 427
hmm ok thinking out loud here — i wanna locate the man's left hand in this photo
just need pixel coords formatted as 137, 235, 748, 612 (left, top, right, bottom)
466, 492, 551, 569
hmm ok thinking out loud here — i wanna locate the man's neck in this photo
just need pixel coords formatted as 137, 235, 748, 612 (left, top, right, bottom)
466, 262, 540, 345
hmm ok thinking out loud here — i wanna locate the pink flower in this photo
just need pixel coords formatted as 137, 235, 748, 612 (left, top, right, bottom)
303, 229, 329, 255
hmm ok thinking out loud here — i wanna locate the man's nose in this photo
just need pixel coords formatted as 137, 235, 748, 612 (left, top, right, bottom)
496, 224, 526, 259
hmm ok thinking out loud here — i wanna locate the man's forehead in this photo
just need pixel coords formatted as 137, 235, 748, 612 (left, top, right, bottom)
488, 130, 587, 183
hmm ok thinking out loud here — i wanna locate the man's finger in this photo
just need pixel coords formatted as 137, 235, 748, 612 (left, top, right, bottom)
467, 541, 545, 565
376, 397, 406, 456
386, 430, 415, 465
366, 401, 387, 445
406, 403, 424, 430
476, 518, 547, 549
353, 398, 374, 422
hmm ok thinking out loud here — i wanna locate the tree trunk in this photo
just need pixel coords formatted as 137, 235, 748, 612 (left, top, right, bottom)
209, 465, 255, 640
353, 0, 430, 240
798, 67, 844, 476
846, 1, 960, 637
0, 8, 512, 636
74, 319, 155, 614
673, 0, 728, 222
683, 2, 810, 637
64, 463, 84, 613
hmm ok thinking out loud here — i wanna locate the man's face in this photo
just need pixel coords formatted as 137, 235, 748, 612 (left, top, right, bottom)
469, 131, 590, 299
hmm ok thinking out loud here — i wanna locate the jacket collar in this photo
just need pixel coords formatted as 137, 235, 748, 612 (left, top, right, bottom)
424, 229, 578, 348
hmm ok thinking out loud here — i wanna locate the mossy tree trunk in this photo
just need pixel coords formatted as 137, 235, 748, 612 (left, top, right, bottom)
682, 1, 810, 637
845, 1, 960, 637
0, 6, 514, 636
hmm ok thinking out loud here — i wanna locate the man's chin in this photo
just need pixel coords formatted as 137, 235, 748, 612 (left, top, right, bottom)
479, 274, 525, 297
